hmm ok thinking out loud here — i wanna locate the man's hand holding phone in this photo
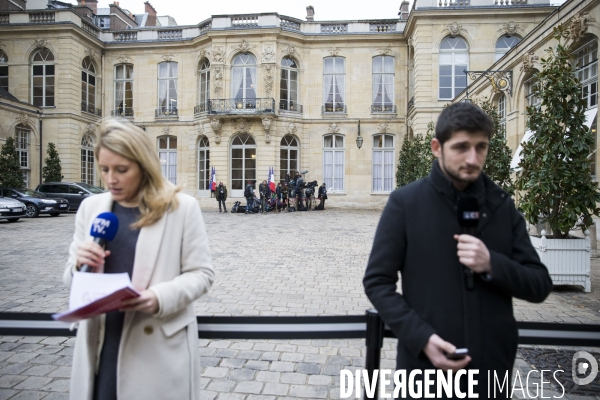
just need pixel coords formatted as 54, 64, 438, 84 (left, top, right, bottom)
423, 334, 471, 372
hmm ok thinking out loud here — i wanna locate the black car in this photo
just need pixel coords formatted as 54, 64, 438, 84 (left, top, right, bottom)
35, 182, 104, 211
0, 188, 69, 218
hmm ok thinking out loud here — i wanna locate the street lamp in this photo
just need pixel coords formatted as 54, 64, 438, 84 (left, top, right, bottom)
356, 120, 363, 149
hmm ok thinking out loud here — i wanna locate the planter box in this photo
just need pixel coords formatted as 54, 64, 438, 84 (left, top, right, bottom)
529, 230, 591, 292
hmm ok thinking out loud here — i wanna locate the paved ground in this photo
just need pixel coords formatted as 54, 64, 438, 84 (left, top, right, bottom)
0, 208, 599, 399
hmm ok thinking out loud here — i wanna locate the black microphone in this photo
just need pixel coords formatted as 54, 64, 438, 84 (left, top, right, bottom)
79, 212, 119, 273
457, 196, 480, 290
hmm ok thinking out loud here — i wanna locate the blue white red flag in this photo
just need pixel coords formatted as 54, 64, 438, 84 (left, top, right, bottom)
269, 167, 276, 192
210, 167, 217, 191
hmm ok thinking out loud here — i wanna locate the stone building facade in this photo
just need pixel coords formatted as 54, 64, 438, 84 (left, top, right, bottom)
0, 0, 596, 209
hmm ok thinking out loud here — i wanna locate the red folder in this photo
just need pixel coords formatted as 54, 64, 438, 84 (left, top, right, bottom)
52, 287, 140, 323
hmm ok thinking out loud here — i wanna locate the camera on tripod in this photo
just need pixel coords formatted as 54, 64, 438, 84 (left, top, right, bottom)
304, 180, 318, 197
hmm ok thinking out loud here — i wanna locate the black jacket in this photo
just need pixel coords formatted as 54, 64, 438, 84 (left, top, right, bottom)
318, 186, 328, 200
363, 160, 552, 397
215, 185, 227, 201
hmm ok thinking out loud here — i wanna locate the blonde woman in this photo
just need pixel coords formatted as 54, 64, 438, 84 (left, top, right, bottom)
63, 119, 214, 400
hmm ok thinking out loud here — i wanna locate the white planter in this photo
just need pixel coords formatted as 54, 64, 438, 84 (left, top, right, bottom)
529, 230, 591, 292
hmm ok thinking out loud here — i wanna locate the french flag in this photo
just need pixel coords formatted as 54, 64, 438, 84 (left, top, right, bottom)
210, 167, 217, 191
269, 166, 276, 192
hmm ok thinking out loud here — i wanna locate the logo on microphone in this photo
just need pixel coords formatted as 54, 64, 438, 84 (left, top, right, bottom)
572, 351, 598, 386
92, 217, 111, 235
462, 211, 480, 220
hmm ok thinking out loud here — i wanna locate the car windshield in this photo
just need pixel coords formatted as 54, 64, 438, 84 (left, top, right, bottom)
77, 183, 105, 194
17, 189, 45, 198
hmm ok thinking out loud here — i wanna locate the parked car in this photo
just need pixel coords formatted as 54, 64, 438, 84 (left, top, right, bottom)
35, 182, 104, 211
0, 196, 26, 222
0, 188, 69, 218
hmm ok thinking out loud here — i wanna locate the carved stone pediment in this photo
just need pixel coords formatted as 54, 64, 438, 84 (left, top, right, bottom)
499, 21, 520, 36
34, 38, 48, 49
376, 46, 392, 56
281, 44, 297, 57
84, 47, 98, 62
162, 54, 175, 62
233, 40, 256, 53
84, 123, 95, 135
262, 118, 273, 143
328, 123, 340, 134
378, 123, 390, 134
262, 45, 276, 63
446, 22, 464, 38
17, 113, 32, 128
286, 123, 297, 136
162, 126, 171, 135
328, 47, 341, 56
210, 118, 223, 144
234, 118, 252, 134
570, 12, 596, 41
520, 51, 539, 73
116, 55, 131, 64
212, 46, 225, 63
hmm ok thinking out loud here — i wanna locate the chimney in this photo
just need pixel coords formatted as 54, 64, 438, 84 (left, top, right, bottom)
144, 1, 157, 26
399, 0, 410, 21
77, 0, 97, 14
306, 5, 314, 22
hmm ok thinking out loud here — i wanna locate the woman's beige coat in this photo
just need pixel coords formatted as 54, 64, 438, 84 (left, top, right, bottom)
63, 192, 214, 400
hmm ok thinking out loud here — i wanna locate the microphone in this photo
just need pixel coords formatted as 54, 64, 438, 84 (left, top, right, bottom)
79, 212, 119, 273
457, 196, 479, 290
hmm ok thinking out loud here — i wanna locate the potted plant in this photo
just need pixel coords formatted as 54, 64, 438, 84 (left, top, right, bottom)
515, 25, 600, 292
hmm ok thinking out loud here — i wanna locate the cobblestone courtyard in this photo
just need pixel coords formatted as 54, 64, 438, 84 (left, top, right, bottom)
0, 208, 599, 399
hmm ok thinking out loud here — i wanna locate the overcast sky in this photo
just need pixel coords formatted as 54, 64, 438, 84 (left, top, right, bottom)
93, 0, 404, 25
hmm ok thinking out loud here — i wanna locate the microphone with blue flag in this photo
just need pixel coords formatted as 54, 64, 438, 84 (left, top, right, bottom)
79, 212, 119, 273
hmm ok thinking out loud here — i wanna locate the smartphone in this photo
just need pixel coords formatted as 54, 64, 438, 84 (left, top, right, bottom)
446, 348, 469, 360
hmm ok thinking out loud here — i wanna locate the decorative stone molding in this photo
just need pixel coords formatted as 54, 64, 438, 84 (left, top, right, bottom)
213, 67, 223, 97
407, 118, 413, 127
446, 22, 465, 38
328, 47, 341, 56
233, 40, 256, 53
16, 113, 32, 128
34, 38, 48, 49
162, 126, 171, 135
234, 118, 252, 134
328, 123, 340, 134
197, 125, 205, 136
84, 123, 96, 135
199, 49, 210, 62
407, 38, 414, 48
209, 118, 222, 144
281, 44, 297, 57
499, 21, 520, 36
570, 12, 596, 41
285, 123, 297, 136
116, 55, 131, 64
262, 118, 273, 144
376, 46, 392, 56
264, 65, 274, 96
162, 54, 175, 62
212, 46, 225, 63
262, 45, 276, 63
84, 47, 98, 62
520, 51, 539, 72
377, 123, 390, 134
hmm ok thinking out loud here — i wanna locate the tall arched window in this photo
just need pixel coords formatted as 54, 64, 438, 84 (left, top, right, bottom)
15, 125, 30, 187
373, 134, 394, 192
495, 35, 521, 61
372, 56, 394, 112
198, 136, 210, 194
280, 57, 299, 111
497, 94, 506, 138
158, 136, 177, 184
81, 134, 95, 185
439, 37, 468, 100
81, 57, 96, 114
323, 57, 345, 113
0, 50, 8, 92
323, 134, 344, 192
158, 62, 178, 115
280, 135, 299, 182
31, 48, 55, 107
231, 134, 256, 195
574, 39, 598, 109
198, 59, 210, 112
524, 75, 541, 110
231, 54, 256, 107
114, 64, 133, 117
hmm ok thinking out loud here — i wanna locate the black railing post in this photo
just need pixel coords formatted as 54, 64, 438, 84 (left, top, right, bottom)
364, 309, 384, 400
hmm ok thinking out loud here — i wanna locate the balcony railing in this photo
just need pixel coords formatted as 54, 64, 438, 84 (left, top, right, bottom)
113, 31, 137, 42
321, 24, 347, 34
194, 103, 209, 114
155, 107, 178, 117
437, 0, 470, 6
82, 20, 99, 37
199, 21, 211, 35
494, 0, 526, 4
279, 101, 303, 113
0, 14, 9, 24
30, 12, 55, 23
208, 98, 275, 114
371, 104, 396, 113
407, 96, 415, 112
81, 102, 102, 117
369, 22, 396, 32
111, 108, 134, 117
280, 16, 301, 32
232, 15, 258, 27
158, 29, 182, 40
322, 103, 347, 113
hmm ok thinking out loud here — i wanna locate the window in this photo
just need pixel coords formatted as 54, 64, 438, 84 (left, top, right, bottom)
590, 117, 597, 177
323, 134, 344, 192
323, 57, 345, 113
439, 37, 468, 100
198, 136, 210, 192
280, 57, 299, 111
0, 50, 7, 92
158, 62, 178, 114
372, 56, 394, 112
198, 59, 210, 112
81, 57, 96, 114
231, 54, 256, 104
231, 134, 256, 193
373, 134, 395, 192
574, 39, 598, 109
81, 134, 95, 185
114, 64, 133, 117
524, 76, 541, 110
32, 48, 55, 107
495, 35, 521, 62
97, 16, 110, 28
497, 94, 506, 137
15, 125, 30, 187
280, 135, 299, 182
158, 136, 177, 184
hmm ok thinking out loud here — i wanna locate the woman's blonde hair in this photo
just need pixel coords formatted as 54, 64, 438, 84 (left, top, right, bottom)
94, 119, 180, 228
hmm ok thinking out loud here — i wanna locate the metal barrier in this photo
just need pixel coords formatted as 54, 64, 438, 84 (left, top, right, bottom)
1, 310, 600, 400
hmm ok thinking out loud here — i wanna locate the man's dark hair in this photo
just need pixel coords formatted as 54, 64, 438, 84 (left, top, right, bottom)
435, 102, 494, 146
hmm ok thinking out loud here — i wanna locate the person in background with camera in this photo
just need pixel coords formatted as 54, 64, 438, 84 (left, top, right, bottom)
317, 182, 328, 210
216, 181, 227, 213
281, 182, 288, 212
275, 182, 283, 212
244, 180, 255, 214
295, 173, 304, 211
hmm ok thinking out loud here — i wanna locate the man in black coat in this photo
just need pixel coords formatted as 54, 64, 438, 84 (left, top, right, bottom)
317, 183, 328, 210
216, 181, 227, 212
363, 102, 552, 398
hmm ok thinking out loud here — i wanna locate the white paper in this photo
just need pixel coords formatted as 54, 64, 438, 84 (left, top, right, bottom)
69, 272, 135, 310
